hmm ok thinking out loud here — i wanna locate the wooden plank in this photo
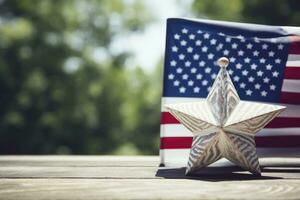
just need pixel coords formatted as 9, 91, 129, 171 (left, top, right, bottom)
0, 156, 158, 167
0, 166, 158, 179
0, 156, 300, 199
0, 157, 300, 179
0, 156, 299, 179
0, 178, 300, 200
0, 164, 300, 179
1, 156, 299, 167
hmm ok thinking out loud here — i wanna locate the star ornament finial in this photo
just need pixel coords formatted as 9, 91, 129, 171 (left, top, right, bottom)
165, 57, 286, 176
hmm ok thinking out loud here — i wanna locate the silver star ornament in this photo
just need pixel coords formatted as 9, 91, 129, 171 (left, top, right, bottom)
165, 57, 286, 175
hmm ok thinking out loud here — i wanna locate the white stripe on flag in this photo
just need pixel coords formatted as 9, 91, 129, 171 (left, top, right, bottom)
282, 79, 300, 93
160, 124, 192, 137
161, 124, 300, 137
287, 54, 300, 67
161, 97, 300, 118
281, 26, 300, 35
280, 104, 300, 118
160, 148, 300, 166
160, 149, 190, 167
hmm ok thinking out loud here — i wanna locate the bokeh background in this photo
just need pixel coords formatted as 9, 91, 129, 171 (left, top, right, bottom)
0, 0, 299, 155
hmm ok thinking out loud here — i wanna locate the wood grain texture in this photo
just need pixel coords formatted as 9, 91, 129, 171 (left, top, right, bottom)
0, 156, 158, 167
0, 156, 300, 200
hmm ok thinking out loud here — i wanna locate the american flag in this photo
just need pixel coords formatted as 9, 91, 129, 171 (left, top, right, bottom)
160, 18, 300, 166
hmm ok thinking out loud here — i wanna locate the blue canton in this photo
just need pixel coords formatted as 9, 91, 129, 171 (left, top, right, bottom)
163, 19, 290, 102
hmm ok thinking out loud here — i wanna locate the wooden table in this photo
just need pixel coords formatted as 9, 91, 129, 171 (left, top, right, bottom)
0, 156, 300, 199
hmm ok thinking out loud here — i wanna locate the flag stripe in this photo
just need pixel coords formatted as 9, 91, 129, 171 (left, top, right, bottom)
160, 137, 192, 149
282, 27, 300, 35
288, 36, 300, 54
280, 92, 300, 104
161, 112, 179, 124
284, 67, 300, 79
161, 125, 300, 137
160, 148, 300, 166
161, 97, 300, 117
282, 79, 300, 93
286, 54, 300, 67
160, 136, 300, 149
161, 112, 300, 128
286, 61, 300, 67
289, 44, 300, 54
287, 54, 300, 62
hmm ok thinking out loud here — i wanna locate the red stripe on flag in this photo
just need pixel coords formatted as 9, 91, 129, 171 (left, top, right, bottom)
161, 112, 300, 128
160, 136, 300, 149
160, 137, 192, 149
289, 35, 300, 54
255, 136, 300, 147
266, 117, 300, 128
284, 67, 300, 79
280, 92, 300, 105
161, 112, 179, 124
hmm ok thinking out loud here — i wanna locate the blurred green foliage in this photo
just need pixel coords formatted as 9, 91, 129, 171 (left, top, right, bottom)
192, 0, 300, 25
0, 0, 299, 155
0, 0, 160, 154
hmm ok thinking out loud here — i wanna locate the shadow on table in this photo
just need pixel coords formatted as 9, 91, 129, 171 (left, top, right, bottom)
262, 167, 300, 173
155, 165, 300, 181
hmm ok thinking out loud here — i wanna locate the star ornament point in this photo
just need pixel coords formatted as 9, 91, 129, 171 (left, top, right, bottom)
165, 57, 286, 176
